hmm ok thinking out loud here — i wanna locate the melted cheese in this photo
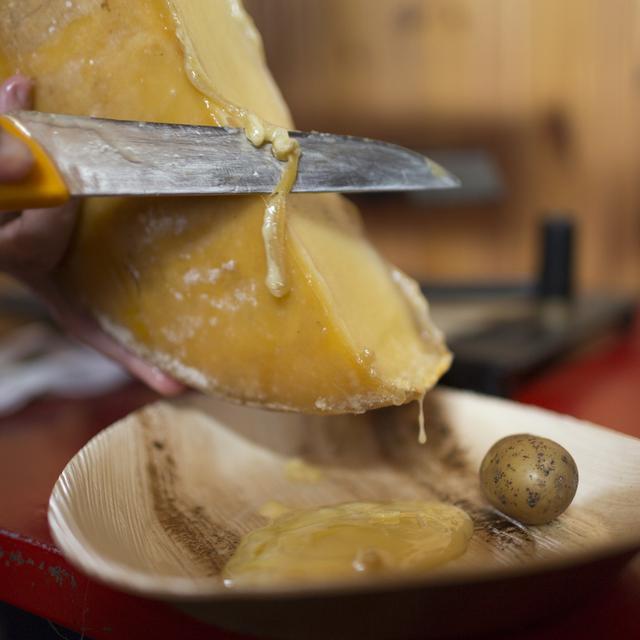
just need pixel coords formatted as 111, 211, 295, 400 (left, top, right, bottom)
261, 151, 300, 297
164, 0, 293, 128
166, 0, 300, 298
284, 457, 323, 484
223, 501, 473, 586
417, 393, 427, 444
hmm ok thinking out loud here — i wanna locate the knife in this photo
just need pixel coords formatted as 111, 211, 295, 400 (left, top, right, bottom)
0, 111, 459, 210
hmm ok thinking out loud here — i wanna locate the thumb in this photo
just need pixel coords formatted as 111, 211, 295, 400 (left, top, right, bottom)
0, 74, 34, 112
0, 75, 35, 183
0, 130, 33, 182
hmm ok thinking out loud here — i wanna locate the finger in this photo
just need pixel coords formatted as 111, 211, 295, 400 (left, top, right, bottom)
0, 75, 34, 112
23, 275, 185, 396
0, 75, 35, 182
0, 201, 78, 273
60, 313, 186, 396
0, 211, 20, 224
0, 130, 34, 182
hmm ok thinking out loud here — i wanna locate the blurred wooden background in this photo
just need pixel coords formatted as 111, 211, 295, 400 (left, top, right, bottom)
246, 0, 640, 294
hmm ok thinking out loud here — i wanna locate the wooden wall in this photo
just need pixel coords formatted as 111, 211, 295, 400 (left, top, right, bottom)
246, 0, 640, 293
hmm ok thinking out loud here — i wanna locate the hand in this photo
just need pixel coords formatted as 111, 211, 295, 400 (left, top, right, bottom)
0, 75, 183, 395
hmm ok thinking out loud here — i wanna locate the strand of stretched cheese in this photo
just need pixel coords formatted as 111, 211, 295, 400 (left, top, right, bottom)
0, 0, 451, 414
261, 149, 300, 297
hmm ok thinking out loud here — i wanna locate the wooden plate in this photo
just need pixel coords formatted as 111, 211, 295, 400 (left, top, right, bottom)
48, 389, 640, 639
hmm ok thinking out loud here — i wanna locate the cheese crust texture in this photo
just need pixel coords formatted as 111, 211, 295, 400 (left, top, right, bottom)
0, 0, 451, 413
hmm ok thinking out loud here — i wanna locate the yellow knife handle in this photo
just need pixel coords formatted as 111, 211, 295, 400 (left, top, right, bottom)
0, 115, 69, 211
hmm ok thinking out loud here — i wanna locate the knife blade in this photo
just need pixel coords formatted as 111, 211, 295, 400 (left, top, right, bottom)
0, 111, 459, 210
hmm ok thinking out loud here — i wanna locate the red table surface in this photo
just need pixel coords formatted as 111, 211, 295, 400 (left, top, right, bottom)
1, 311, 639, 640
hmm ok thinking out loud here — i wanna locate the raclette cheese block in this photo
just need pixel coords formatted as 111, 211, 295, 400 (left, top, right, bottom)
0, 0, 451, 413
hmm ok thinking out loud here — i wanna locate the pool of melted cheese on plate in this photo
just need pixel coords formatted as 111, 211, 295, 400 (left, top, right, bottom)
223, 501, 474, 586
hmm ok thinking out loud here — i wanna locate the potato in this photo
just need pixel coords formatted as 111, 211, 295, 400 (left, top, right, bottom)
479, 434, 579, 525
